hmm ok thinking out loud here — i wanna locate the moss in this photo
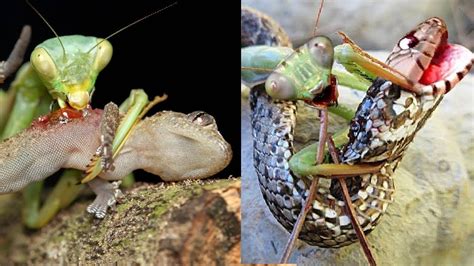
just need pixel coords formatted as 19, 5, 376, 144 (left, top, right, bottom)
1, 178, 239, 264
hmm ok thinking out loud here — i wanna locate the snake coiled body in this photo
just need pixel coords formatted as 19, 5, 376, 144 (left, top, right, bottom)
243, 6, 473, 247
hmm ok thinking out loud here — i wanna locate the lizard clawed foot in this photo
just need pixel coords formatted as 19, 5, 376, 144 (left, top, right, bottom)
86, 179, 123, 219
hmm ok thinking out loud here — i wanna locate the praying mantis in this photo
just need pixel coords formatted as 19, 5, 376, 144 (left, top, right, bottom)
241, 3, 473, 265
0, 1, 177, 228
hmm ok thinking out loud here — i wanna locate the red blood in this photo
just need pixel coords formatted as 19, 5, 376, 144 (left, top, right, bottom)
307, 75, 339, 108
31, 106, 85, 128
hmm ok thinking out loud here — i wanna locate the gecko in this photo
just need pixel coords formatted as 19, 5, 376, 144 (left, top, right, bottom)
0, 105, 232, 219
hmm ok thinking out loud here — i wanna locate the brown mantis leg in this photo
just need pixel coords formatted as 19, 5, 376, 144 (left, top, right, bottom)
327, 136, 376, 266
280, 108, 381, 264
280, 174, 319, 263
0, 25, 31, 84
280, 107, 328, 263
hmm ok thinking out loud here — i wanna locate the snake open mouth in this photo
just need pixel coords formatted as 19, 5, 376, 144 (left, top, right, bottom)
420, 43, 473, 87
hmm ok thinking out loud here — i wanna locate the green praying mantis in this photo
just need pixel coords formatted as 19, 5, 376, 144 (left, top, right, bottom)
0, 2, 177, 228
241, 4, 473, 265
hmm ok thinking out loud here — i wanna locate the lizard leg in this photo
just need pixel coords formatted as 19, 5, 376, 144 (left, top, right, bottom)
95, 102, 120, 171
86, 178, 123, 219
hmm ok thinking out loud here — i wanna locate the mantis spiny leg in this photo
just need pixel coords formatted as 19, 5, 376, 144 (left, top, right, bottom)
327, 136, 376, 266
81, 90, 167, 183
280, 107, 329, 263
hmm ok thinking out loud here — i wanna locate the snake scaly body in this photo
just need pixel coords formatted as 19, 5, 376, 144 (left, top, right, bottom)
242, 6, 473, 247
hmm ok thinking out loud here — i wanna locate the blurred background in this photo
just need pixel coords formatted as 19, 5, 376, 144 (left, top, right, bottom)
242, 0, 473, 50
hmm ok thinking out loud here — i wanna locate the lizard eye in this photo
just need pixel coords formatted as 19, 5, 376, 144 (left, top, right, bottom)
31, 47, 57, 80
265, 72, 296, 100
188, 111, 216, 128
93, 39, 113, 72
306, 36, 334, 69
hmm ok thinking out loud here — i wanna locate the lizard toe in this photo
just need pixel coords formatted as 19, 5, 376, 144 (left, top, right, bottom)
87, 179, 123, 219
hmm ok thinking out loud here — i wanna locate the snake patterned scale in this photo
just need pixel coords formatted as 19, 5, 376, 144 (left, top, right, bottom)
243, 6, 474, 248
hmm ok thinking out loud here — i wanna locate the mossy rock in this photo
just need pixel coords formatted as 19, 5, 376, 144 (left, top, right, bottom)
0, 178, 241, 265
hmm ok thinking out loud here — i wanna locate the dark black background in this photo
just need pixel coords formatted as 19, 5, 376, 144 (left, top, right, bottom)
0, 1, 240, 178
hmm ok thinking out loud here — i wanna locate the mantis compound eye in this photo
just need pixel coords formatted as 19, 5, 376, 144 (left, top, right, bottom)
93, 39, 113, 72
31, 47, 58, 80
306, 36, 334, 69
265, 72, 297, 100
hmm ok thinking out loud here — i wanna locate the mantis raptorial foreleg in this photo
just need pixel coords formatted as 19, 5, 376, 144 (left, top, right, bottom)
0, 26, 31, 132
96, 102, 121, 171
0, 26, 35, 134
23, 170, 84, 229
81, 89, 167, 184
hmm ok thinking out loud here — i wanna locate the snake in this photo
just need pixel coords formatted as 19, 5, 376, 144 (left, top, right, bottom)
242, 6, 474, 248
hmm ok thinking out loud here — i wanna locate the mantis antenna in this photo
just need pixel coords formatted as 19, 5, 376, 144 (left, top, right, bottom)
87, 2, 178, 53
26, 0, 68, 62
313, 0, 325, 37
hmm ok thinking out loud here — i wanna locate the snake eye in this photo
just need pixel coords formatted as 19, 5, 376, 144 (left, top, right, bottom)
188, 111, 216, 128
93, 39, 113, 72
306, 36, 334, 69
265, 72, 296, 100
398, 31, 420, 49
31, 47, 57, 80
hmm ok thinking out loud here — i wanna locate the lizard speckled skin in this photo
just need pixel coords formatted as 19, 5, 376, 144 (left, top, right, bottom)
0, 108, 232, 217
243, 7, 473, 248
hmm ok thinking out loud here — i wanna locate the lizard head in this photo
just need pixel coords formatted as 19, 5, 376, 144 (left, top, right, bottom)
123, 111, 233, 181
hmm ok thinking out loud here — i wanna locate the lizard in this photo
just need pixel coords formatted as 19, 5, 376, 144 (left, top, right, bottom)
0, 103, 232, 220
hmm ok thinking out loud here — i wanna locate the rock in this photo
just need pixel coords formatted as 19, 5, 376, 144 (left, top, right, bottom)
0, 178, 241, 265
241, 0, 473, 50
241, 51, 474, 264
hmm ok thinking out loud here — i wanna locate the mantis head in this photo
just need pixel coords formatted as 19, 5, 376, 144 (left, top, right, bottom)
31, 36, 113, 110
265, 36, 334, 101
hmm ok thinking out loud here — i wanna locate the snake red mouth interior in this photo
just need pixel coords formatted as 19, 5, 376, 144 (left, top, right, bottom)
420, 43, 472, 85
